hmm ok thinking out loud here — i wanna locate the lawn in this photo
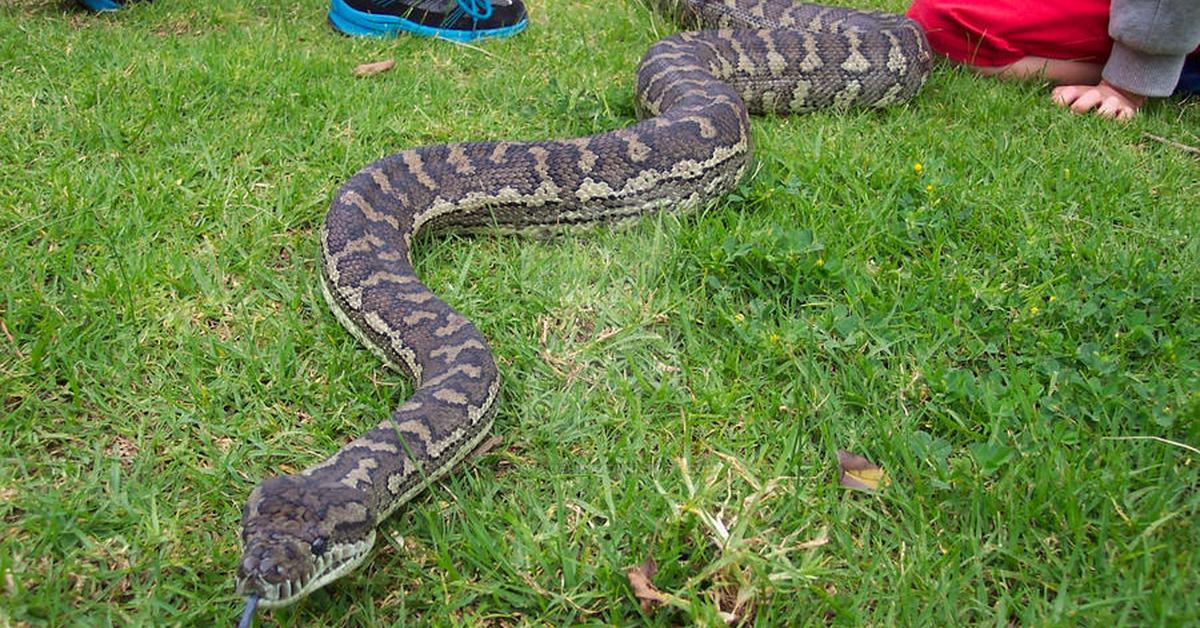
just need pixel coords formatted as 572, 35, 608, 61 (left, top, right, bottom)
1, 0, 1198, 624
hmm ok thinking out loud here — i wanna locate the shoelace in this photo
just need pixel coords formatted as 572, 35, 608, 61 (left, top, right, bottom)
457, 0, 492, 20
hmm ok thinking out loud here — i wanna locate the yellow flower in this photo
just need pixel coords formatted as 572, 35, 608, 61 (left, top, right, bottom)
925, 183, 934, 192
1048, 295, 1057, 302
734, 313, 745, 323
816, 258, 825, 267
913, 162, 923, 174
1030, 306, 1040, 315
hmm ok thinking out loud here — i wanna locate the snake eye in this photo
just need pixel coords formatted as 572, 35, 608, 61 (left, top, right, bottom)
310, 537, 327, 556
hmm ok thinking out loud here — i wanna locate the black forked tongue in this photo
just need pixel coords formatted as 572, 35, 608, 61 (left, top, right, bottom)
238, 594, 259, 628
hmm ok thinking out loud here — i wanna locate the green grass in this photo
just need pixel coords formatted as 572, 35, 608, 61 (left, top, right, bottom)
2, 0, 1198, 624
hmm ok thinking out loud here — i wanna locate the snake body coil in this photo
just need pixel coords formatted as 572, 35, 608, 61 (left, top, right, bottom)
236, 0, 930, 609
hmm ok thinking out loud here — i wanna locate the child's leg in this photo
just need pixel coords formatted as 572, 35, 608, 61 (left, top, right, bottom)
906, 0, 1153, 119
974, 57, 1102, 85
906, 0, 1113, 76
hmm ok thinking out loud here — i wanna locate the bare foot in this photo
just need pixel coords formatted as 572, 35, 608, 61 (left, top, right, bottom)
1052, 81, 1146, 120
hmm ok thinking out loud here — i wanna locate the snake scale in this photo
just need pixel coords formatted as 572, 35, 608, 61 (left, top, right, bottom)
234, 0, 930, 617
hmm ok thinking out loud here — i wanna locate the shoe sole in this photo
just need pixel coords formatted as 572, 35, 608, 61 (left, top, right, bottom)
77, 0, 123, 10
328, 0, 527, 41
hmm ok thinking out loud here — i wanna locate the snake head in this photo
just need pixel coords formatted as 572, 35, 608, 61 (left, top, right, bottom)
235, 475, 376, 608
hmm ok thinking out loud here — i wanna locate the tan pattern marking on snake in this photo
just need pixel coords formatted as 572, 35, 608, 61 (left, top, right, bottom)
367, 168, 411, 208
447, 145, 477, 176
840, 29, 871, 73
429, 338, 486, 364
401, 151, 438, 190
339, 458, 379, 490
435, 314, 471, 338
342, 190, 400, 231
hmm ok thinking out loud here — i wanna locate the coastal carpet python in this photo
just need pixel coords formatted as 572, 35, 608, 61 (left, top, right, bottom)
235, 0, 930, 620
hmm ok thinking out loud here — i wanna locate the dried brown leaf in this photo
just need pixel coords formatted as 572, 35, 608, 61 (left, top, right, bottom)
353, 59, 396, 77
469, 435, 504, 460
106, 436, 139, 467
795, 534, 830, 550
0, 318, 22, 359
626, 557, 665, 613
837, 449, 887, 491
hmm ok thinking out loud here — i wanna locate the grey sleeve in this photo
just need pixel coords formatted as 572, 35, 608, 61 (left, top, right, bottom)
1104, 0, 1200, 97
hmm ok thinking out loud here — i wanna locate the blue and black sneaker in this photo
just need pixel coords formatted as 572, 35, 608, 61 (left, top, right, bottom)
329, 0, 528, 41
76, 0, 125, 11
